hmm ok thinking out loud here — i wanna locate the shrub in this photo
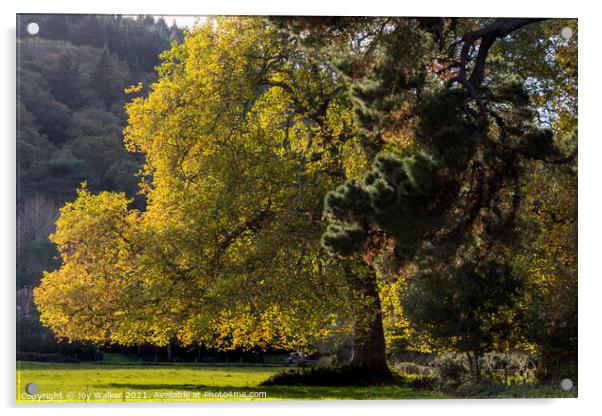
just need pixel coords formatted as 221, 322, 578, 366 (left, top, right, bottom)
433, 353, 469, 386
481, 352, 532, 373
407, 376, 439, 391
314, 356, 335, 369
393, 361, 434, 376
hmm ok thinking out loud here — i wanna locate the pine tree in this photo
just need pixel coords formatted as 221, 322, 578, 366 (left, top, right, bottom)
49, 54, 82, 108
312, 18, 573, 377
90, 48, 119, 107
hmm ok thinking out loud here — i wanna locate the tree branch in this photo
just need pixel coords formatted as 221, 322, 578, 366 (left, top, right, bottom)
448, 18, 547, 117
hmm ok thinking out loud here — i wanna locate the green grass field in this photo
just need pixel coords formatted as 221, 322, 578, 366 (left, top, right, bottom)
16, 361, 449, 402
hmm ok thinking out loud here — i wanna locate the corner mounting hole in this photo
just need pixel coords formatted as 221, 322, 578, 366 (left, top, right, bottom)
560, 27, 573, 40
27, 22, 39, 35
25, 382, 39, 394
560, 378, 573, 391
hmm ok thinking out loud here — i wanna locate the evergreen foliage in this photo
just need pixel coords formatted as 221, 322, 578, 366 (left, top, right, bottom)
21, 16, 578, 384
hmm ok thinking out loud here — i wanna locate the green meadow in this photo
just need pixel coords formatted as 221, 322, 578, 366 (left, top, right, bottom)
16, 361, 448, 402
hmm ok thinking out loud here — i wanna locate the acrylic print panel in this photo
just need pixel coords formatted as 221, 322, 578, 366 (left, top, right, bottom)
16, 14, 577, 402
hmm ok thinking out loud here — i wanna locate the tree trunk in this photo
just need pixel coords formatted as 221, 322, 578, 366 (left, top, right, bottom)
466, 352, 473, 379
166, 341, 172, 362
474, 352, 481, 383
466, 351, 482, 383
346, 264, 389, 374
193, 341, 200, 363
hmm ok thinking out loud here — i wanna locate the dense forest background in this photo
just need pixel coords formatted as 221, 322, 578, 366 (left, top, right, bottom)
17, 14, 183, 357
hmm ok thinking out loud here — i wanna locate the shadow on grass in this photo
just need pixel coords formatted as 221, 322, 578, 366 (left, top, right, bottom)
260, 365, 404, 386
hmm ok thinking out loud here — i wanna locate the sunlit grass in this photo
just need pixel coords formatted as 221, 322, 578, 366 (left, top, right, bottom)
16, 361, 448, 402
